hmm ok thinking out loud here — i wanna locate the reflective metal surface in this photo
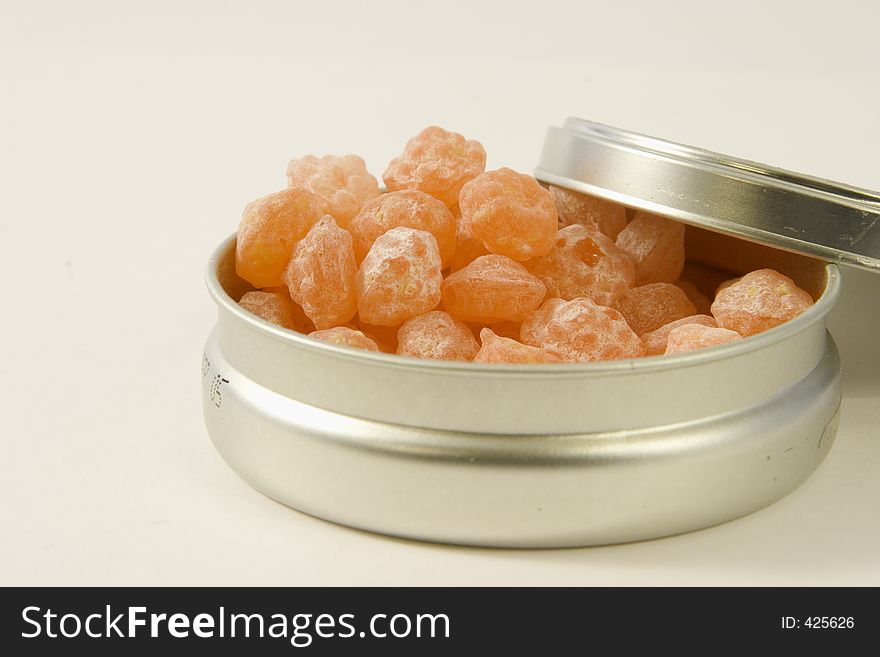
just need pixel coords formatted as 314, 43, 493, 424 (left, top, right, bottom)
536, 118, 880, 273
202, 234, 842, 546
205, 234, 838, 435
202, 325, 840, 548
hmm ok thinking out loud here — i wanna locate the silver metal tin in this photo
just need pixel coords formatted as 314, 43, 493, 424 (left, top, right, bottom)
203, 228, 841, 547
536, 118, 880, 273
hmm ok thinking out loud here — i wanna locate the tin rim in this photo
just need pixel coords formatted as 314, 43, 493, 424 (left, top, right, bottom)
563, 118, 880, 205
206, 233, 840, 376
536, 118, 880, 273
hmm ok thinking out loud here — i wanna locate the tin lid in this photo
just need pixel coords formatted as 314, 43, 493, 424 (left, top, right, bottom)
535, 117, 880, 273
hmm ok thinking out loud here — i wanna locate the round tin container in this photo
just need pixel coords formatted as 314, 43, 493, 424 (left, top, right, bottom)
201, 117, 878, 547
203, 228, 841, 547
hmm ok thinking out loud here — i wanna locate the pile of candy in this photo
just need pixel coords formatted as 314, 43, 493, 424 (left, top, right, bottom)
235, 126, 815, 364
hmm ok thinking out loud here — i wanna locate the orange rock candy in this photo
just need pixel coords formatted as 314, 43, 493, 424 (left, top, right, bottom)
474, 328, 561, 364
262, 286, 316, 333
467, 320, 521, 341
525, 224, 635, 305
236, 127, 815, 366
354, 318, 399, 354
397, 311, 479, 361
665, 323, 742, 354
383, 126, 487, 210
286, 154, 380, 228
348, 190, 457, 267
613, 283, 697, 336
521, 298, 644, 363
356, 227, 442, 327
460, 168, 558, 261
235, 188, 326, 288
309, 326, 380, 351
640, 315, 718, 355
448, 214, 490, 272
615, 212, 685, 285
711, 269, 813, 336
680, 262, 734, 302
674, 280, 712, 315
238, 291, 296, 329
441, 255, 546, 323
282, 216, 358, 330
715, 277, 739, 296
549, 185, 627, 239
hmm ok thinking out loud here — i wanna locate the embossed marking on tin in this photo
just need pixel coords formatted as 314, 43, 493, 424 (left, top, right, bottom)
210, 373, 230, 408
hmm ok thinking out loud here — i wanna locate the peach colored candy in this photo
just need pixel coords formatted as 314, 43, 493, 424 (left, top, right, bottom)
356, 227, 442, 327
674, 280, 712, 315
641, 315, 717, 355
521, 298, 644, 363
354, 318, 399, 354
460, 168, 558, 261
262, 286, 316, 333
448, 214, 490, 272
441, 255, 546, 323
716, 277, 739, 295
474, 328, 561, 364
397, 311, 479, 361
615, 211, 685, 285
383, 126, 487, 210
286, 154, 380, 228
680, 262, 733, 301
711, 268, 814, 337
282, 216, 358, 330
238, 291, 296, 329
525, 224, 635, 306
665, 323, 742, 354
348, 190, 457, 267
309, 326, 380, 351
492, 321, 523, 341
235, 188, 327, 288
613, 283, 697, 336
549, 185, 628, 239
468, 320, 521, 341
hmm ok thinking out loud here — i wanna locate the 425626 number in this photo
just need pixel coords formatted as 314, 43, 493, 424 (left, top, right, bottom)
781, 616, 854, 629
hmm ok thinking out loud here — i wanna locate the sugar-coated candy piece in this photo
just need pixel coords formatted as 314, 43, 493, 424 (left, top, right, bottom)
549, 186, 627, 239
349, 190, 457, 267
460, 168, 558, 261
286, 154, 380, 228
715, 276, 740, 296
236, 188, 327, 288
711, 268, 814, 336
640, 315, 717, 355
354, 318, 399, 354
467, 320, 521, 341
521, 298, 644, 363
282, 216, 358, 330
615, 212, 685, 285
474, 328, 561, 364
525, 224, 635, 305
238, 291, 296, 329
674, 280, 712, 315
665, 323, 742, 354
448, 214, 490, 272
397, 311, 479, 361
613, 283, 697, 336
680, 262, 734, 302
309, 326, 380, 351
383, 126, 487, 210
441, 255, 547, 323
356, 227, 442, 326
262, 286, 316, 333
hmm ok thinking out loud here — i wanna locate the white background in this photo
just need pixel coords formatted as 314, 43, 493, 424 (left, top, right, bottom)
2, 0, 878, 585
